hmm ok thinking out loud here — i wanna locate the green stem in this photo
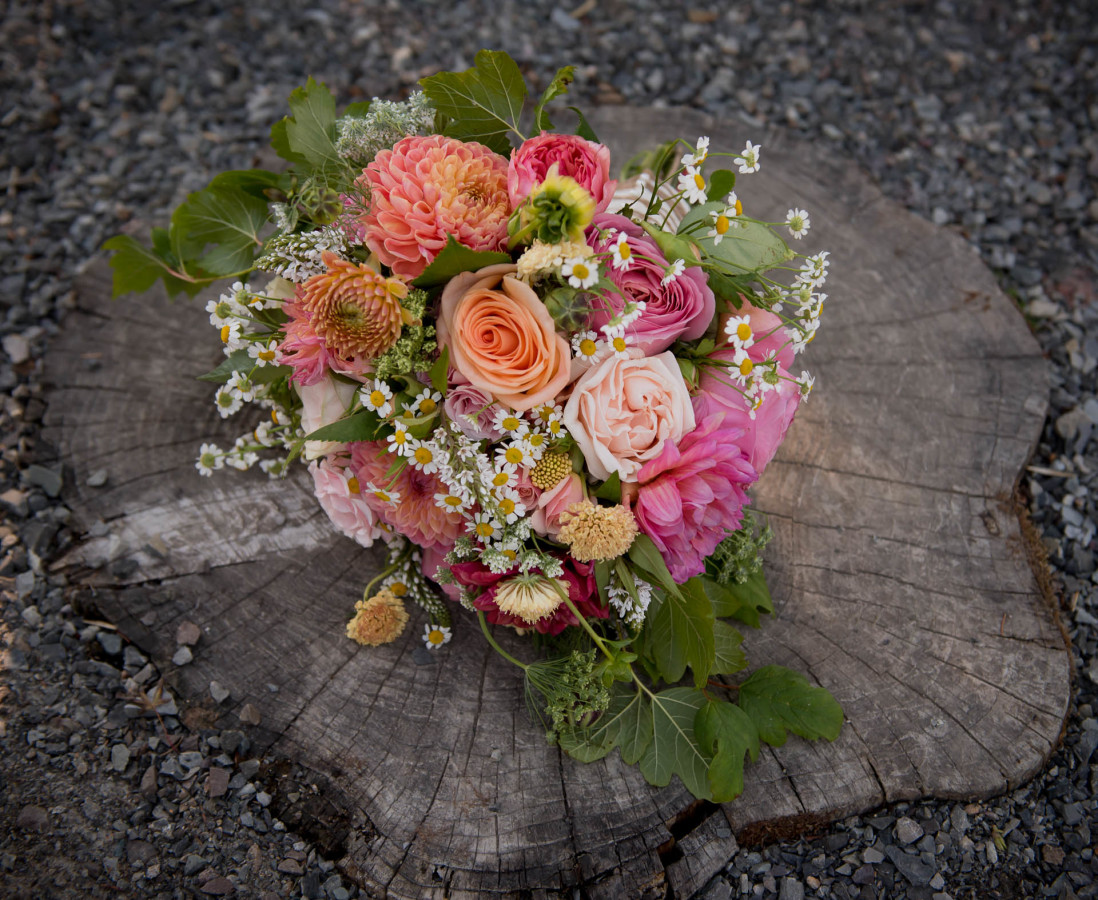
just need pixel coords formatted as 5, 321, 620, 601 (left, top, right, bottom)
477, 611, 528, 671
361, 541, 413, 600
558, 593, 615, 664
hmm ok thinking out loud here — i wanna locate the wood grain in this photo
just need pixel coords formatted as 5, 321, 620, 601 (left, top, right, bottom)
42, 108, 1068, 898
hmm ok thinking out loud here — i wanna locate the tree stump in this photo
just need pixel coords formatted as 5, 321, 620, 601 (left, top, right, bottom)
43, 108, 1068, 899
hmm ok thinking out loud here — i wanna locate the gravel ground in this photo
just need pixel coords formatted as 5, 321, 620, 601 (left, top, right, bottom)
2, 1, 1097, 898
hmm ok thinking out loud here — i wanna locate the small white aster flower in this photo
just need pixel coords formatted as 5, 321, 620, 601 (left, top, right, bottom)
561, 256, 599, 290
247, 340, 280, 367
608, 332, 633, 358
786, 208, 811, 240
730, 347, 755, 384
571, 331, 603, 362
253, 420, 276, 447
360, 379, 394, 417
226, 371, 256, 403
218, 321, 243, 351
493, 408, 529, 437
609, 233, 633, 271
662, 259, 686, 286
799, 370, 816, 399
422, 623, 452, 649
487, 462, 518, 491
365, 482, 400, 506
724, 315, 755, 349
492, 488, 527, 525
681, 135, 710, 167
408, 440, 440, 475
496, 440, 535, 469
734, 140, 761, 174
386, 424, 412, 456
434, 492, 469, 515
470, 512, 502, 543
409, 389, 442, 417
215, 386, 242, 419
676, 166, 708, 205
195, 443, 223, 477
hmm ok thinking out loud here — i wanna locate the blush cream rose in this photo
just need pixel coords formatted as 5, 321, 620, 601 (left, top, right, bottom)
563, 349, 695, 482
436, 263, 571, 412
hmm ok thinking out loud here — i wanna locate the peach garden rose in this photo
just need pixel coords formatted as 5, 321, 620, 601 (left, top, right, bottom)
436, 263, 571, 412
562, 349, 696, 482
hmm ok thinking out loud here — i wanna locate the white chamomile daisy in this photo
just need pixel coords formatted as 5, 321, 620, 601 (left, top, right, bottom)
470, 512, 501, 543
488, 462, 518, 491
561, 256, 599, 290
365, 482, 400, 506
730, 347, 755, 384
253, 420, 276, 447
493, 487, 527, 525
707, 193, 742, 245
734, 140, 761, 174
608, 332, 633, 358
786, 208, 811, 240
248, 340, 279, 367
408, 440, 440, 475
791, 319, 820, 354
195, 443, 223, 477
219, 321, 243, 351
215, 386, 242, 418
609, 233, 633, 271
677, 166, 708, 205
409, 389, 442, 417
361, 379, 394, 417
571, 330, 603, 363
493, 408, 529, 437
226, 371, 256, 403
206, 292, 243, 327
724, 315, 755, 349
661, 259, 686, 286
496, 441, 535, 469
799, 370, 816, 398
529, 403, 564, 427
423, 623, 452, 649
434, 492, 469, 515
386, 424, 412, 456
681, 135, 710, 167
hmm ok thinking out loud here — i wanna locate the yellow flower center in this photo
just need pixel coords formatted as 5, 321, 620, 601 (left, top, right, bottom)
374, 490, 391, 502
427, 629, 445, 645
498, 498, 516, 517
271, 410, 279, 424
501, 415, 521, 431
258, 349, 276, 361
612, 336, 628, 352
619, 243, 631, 260
694, 172, 705, 190
419, 397, 437, 414
715, 215, 729, 235
369, 390, 386, 407
491, 472, 510, 487
528, 433, 545, 447
739, 358, 754, 377
736, 323, 752, 342
392, 430, 407, 444
389, 581, 407, 597
547, 420, 561, 435
443, 495, 463, 508
347, 476, 361, 494
502, 549, 517, 560
579, 338, 598, 357
735, 198, 743, 216
504, 447, 524, 465
476, 521, 495, 538
414, 447, 433, 465
572, 262, 590, 280
220, 325, 232, 343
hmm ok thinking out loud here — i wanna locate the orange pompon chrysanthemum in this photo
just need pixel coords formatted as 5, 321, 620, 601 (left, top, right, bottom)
360, 135, 511, 279
299, 251, 415, 361
346, 588, 409, 647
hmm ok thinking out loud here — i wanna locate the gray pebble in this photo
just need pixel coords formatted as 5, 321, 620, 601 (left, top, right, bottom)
110, 743, 130, 772
172, 646, 193, 666
96, 631, 122, 656
209, 681, 230, 704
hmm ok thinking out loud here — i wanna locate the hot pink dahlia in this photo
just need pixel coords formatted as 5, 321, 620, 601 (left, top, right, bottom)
360, 135, 511, 279
633, 413, 759, 583
349, 441, 464, 552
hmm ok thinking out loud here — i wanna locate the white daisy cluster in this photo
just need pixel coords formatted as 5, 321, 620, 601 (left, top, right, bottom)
607, 571, 654, 628
195, 410, 296, 477
334, 92, 435, 167
254, 226, 350, 283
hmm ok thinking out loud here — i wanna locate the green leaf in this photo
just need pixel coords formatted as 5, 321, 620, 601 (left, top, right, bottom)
710, 620, 748, 676
738, 665, 844, 747
621, 138, 678, 181
532, 65, 574, 134
639, 688, 711, 799
207, 169, 283, 200
679, 202, 793, 273
428, 346, 450, 396
102, 234, 202, 299
593, 559, 611, 607
411, 235, 513, 290
271, 77, 341, 173
197, 350, 292, 385
646, 577, 715, 688
559, 684, 648, 763
639, 221, 702, 269
593, 472, 621, 503
419, 49, 527, 155
695, 699, 760, 801
703, 570, 773, 629
341, 100, 372, 118
171, 182, 269, 277
568, 106, 599, 143
705, 169, 737, 203
303, 409, 383, 443
628, 533, 682, 599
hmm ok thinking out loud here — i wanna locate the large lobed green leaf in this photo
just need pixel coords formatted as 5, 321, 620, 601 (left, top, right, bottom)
738, 665, 844, 747
270, 76, 342, 174
303, 409, 384, 443
420, 49, 527, 155
102, 234, 204, 299
695, 699, 760, 801
679, 201, 793, 274
703, 568, 774, 629
638, 688, 711, 800
644, 578, 715, 688
171, 177, 272, 277
558, 683, 647, 763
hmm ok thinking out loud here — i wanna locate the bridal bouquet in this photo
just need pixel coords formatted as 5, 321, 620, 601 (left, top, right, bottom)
106, 51, 841, 802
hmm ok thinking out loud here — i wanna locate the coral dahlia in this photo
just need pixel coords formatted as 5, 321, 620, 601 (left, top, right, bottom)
360, 135, 511, 279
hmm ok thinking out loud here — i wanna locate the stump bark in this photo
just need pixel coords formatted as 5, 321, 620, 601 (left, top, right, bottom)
43, 108, 1069, 899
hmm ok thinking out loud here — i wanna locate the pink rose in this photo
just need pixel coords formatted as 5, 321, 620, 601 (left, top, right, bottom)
310, 458, 382, 548
443, 382, 505, 441
587, 214, 715, 355
563, 349, 695, 482
513, 467, 542, 512
530, 473, 585, 538
508, 133, 616, 212
299, 375, 358, 460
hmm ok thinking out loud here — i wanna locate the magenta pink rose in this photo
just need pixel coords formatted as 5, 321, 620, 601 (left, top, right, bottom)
587, 214, 715, 355
633, 413, 758, 583
530, 473, 585, 539
563, 349, 695, 482
508, 133, 616, 212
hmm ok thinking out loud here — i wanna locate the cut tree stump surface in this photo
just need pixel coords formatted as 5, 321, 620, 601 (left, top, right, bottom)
43, 108, 1068, 898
